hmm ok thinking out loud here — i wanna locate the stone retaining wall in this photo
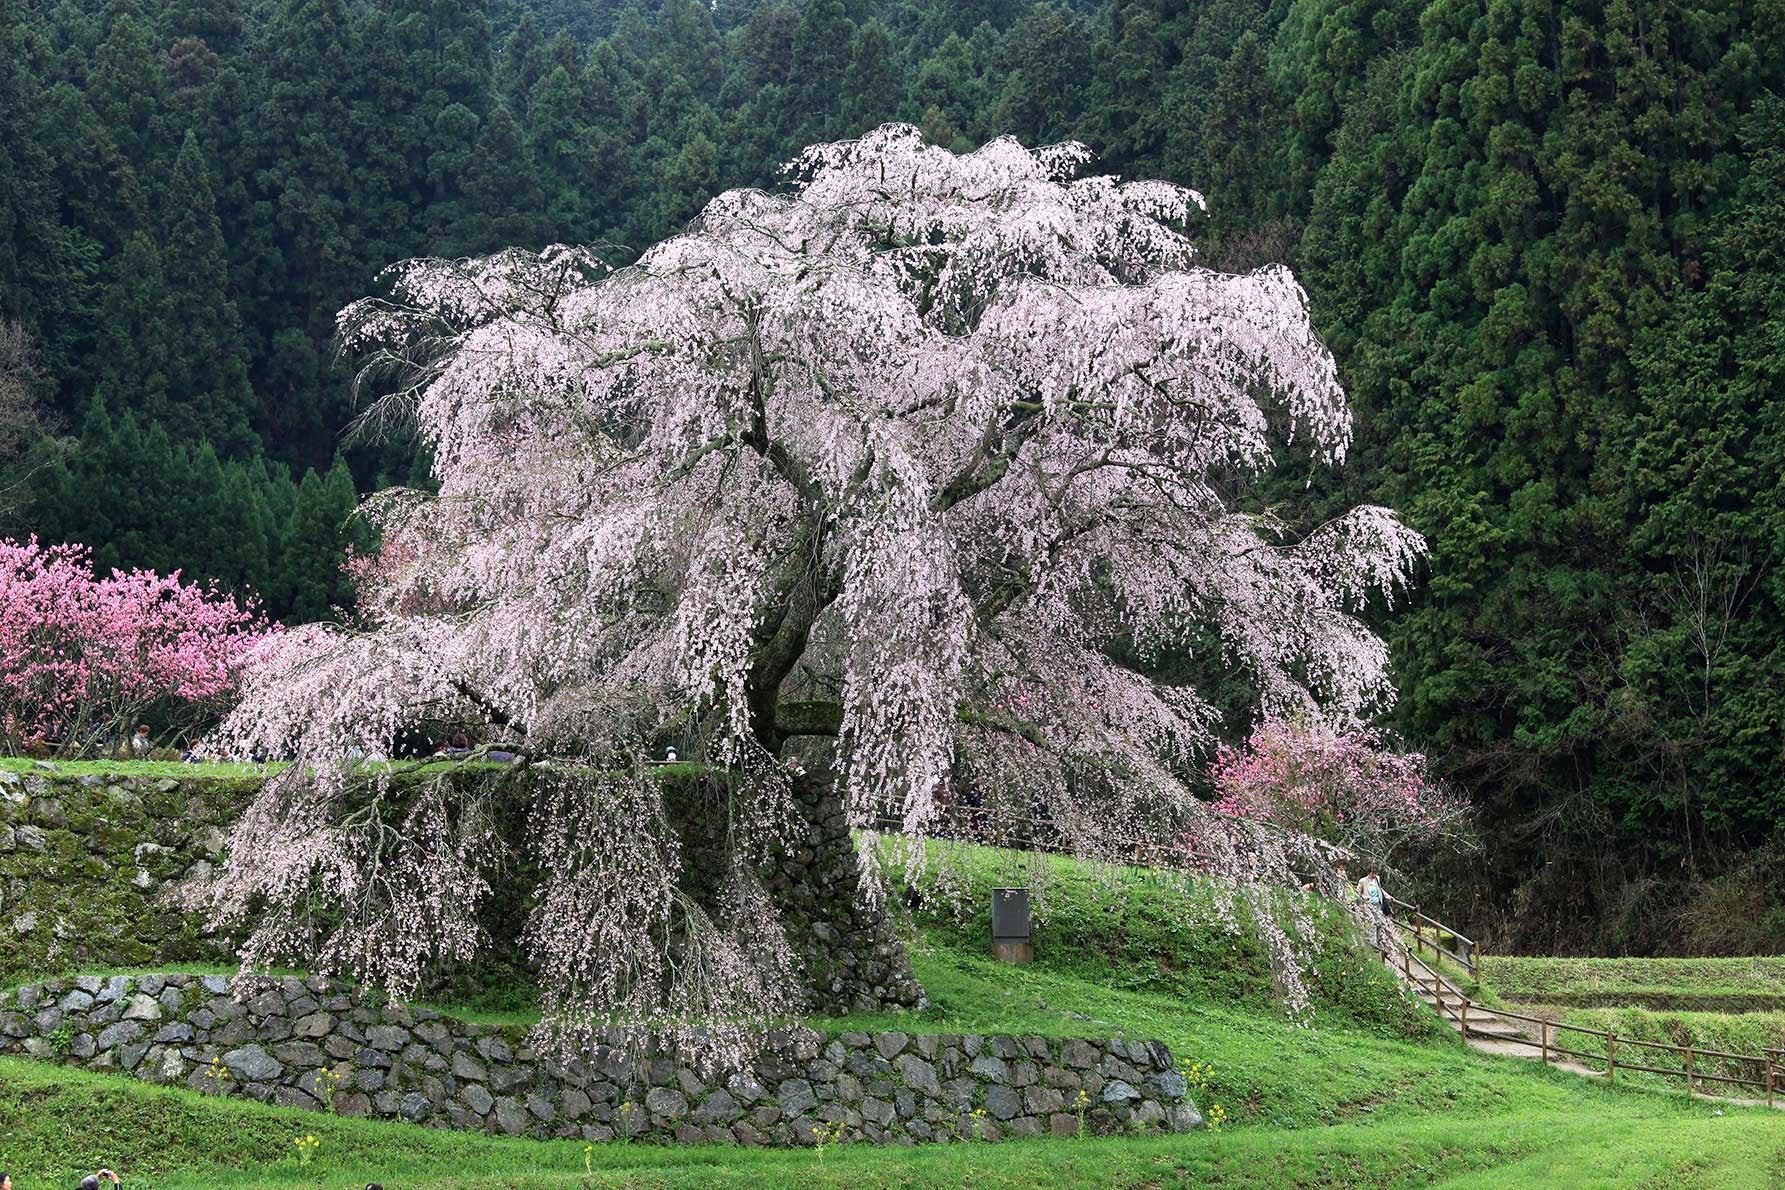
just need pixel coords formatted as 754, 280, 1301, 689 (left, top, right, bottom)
761, 773, 927, 1014
0, 765, 924, 1016
0, 769, 246, 983
0, 973, 1203, 1145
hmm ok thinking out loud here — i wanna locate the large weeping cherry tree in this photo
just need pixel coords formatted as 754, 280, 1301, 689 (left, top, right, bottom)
190, 125, 1424, 1064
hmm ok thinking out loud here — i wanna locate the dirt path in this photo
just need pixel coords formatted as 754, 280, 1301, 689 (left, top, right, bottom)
1463, 1034, 1785, 1108
1384, 944, 1785, 1111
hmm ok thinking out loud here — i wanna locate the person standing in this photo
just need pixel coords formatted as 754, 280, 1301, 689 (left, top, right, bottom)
79, 1170, 122, 1189
1356, 871, 1383, 909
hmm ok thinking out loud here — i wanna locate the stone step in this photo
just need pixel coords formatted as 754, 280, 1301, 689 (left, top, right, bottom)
1431, 1012, 1525, 1038
1392, 958, 1543, 1043
1411, 994, 1534, 1042
1416, 993, 1470, 1009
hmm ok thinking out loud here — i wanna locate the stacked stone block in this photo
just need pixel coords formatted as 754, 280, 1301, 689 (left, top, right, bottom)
0, 973, 1203, 1145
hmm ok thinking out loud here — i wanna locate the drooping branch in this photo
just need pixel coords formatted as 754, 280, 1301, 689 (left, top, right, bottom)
199, 124, 1426, 1058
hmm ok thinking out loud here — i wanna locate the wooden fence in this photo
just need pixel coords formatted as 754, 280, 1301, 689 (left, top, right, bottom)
1377, 926, 1782, 1108
873, 807, 1784, 1110
1382, 893, 1478, 974
1482, 1002, 1780, 1106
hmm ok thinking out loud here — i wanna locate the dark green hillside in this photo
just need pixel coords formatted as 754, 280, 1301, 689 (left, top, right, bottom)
3, 0, 1783, 948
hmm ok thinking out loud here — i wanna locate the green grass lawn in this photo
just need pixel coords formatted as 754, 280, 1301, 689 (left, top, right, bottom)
5, 1050, 1782, 1190
2, 968, 1781, 1186
5, 939, 1785, 1187
7, 763, 1784, 1185
0, 756, 271, 778
1482, 956, 1785, 1012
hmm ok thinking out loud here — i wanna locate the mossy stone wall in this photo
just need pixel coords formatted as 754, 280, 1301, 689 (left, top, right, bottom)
0, 767, 247, 983
1, 764, 924, 1017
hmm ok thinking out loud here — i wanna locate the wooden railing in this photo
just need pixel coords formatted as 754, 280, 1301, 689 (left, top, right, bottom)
1381, 932, 1476, 1032
1485, 1004, 1783, 1107
1371, 927, 1782, 1108
1382, 893, 1478, 974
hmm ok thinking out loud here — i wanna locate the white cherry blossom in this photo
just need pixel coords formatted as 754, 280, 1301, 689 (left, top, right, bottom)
189, 126, 1424, 1058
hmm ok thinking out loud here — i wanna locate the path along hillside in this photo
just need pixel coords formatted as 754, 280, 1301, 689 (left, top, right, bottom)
1374, 897, 1785, 1110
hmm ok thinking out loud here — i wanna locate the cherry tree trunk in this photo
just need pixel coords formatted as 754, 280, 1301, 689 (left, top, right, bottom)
661, 769, 927, 1015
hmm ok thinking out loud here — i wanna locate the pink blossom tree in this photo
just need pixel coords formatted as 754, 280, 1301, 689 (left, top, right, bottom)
0, 537, 276, 755
189, 126, 1425, 1056
1210, 719, 1466, 871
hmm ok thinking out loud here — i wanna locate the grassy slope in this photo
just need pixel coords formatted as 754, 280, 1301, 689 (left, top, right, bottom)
4, 942, 1784, 1187
1482, 956, 1785, 1011
882, 835, 1434, 1039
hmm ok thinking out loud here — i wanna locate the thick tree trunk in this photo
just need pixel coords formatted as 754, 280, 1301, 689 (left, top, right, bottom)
660, 768, 926, 1014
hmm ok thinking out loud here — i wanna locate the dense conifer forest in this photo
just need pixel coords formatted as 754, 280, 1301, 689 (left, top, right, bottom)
1, 0, 1781, 953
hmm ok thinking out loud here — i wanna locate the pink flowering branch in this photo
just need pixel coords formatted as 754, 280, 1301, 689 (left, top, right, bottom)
1207, 718, 1466, 869
0, 537, 277, 755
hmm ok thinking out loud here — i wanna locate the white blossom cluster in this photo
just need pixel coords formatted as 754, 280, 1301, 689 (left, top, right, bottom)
191, 125, 1424, 1059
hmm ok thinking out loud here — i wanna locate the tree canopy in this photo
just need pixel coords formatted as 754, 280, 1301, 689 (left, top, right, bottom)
194, 128, 1421, 1056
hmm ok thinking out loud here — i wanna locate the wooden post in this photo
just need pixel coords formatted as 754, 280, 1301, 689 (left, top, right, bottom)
1460, 994, 1469, 1037
1540, 1020, 1549, 1064
1767, 1049, 1776, 1109
1684, 1045, 1694, 1094
1607, 1032, 1617, 1083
